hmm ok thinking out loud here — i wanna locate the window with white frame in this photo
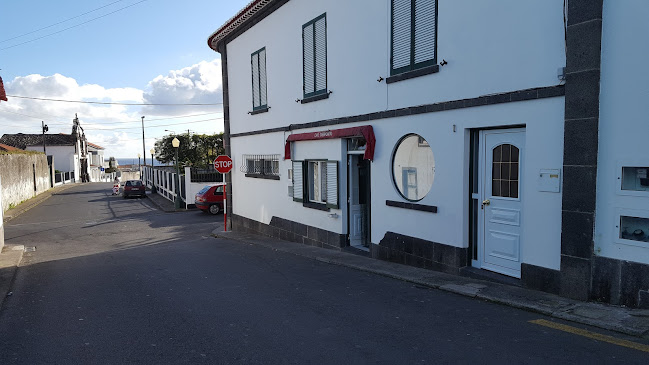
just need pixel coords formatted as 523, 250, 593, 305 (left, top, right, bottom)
391, 0, 437, 76
292, 160, 338, 209
251, 47, 268, 111
302, 14, 327, 98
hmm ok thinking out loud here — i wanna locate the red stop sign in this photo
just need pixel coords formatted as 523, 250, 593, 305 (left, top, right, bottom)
213, 155, 233, 173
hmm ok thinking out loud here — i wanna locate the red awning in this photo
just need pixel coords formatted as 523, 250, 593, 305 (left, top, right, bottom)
284, 125, 375, 161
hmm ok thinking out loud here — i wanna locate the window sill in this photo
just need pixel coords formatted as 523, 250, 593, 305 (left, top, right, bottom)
386, 200, 437, 213
301, 92, 330, 104
303, 201, 330, 211
386, 65, 440, 84
249, 107, 269, 115
245, 173, 280, 180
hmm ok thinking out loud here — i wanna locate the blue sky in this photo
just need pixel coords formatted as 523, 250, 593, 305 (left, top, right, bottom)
0, 0, 250, 158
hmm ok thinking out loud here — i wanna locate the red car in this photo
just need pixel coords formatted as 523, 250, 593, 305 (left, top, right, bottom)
195, 184, 225, 214
122, 180, 146, 198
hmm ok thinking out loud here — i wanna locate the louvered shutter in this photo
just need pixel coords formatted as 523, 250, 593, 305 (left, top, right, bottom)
414, 0, 436, 64
292, 160, 304, 202
314, 16, 327, 93
302, 23, 315, 95
326, 160, 338, 209
391, 0, 412, 72
259, 48, 267, 107
251, 52, 260, 109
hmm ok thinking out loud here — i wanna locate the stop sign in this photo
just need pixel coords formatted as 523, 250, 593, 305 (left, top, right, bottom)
213, 155, 233, 173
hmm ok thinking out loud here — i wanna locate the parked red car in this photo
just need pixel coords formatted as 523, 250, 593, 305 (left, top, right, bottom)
195, 183, 225, 215
123, 180, 146, 198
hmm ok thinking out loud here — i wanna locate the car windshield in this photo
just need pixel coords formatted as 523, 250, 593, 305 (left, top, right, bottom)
198, 186, 211, 194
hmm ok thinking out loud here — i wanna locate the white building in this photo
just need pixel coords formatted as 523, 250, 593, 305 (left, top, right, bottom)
208, 0, 649, 308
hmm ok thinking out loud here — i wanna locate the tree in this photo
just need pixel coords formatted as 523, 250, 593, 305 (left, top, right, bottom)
153, 132, 224, 169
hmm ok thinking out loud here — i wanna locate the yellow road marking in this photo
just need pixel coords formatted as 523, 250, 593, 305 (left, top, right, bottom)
529, 319, 649, 353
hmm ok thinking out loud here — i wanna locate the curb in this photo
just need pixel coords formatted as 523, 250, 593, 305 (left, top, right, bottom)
212, 230, 649, 338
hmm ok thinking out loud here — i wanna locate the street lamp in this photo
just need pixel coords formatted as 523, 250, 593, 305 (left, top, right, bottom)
150, 148, 156, 194
172, 137, 181, 209
141, 116, 146, 167
137, 153, 141, 180
150, 148, 155, 166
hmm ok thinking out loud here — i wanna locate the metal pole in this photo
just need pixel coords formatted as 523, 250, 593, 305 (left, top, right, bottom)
223, 172, 227, 232
141, 116, 146, 167
174, 148, 181, 209
42, 121, 48, 154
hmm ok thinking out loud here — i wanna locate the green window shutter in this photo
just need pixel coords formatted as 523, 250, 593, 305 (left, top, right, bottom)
391, 0, 437, 75
314, 16, 327, 94
251, 52, 260, 109
292, 160, 304, 202
391, 0, 412, 74
259, 48, 267, 107
414, 0, 436, 65
326, 160, 338, 209
303, 23, 315, 96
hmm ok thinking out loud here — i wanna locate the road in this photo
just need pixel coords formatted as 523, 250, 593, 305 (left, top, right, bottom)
0, 183, 648, 364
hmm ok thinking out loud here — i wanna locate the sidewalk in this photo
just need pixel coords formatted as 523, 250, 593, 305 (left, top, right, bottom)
146, 190, 195, 213
212, 229, 649, 338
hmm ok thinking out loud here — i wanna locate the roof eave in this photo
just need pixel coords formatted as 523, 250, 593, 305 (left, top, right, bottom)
207, 0, 276, 53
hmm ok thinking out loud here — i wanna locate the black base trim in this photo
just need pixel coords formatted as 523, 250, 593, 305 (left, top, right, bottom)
231, 214, 346, 249
303, 201, 329, 211
232, 85, 565, 138
373, 232, 468, 274
386, 200, 437, 213
386, 65, 439, 84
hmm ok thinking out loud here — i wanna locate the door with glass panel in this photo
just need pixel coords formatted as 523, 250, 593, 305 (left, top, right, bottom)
478, 129, 525, 278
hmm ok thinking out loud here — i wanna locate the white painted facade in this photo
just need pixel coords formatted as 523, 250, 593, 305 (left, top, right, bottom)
222, 0, 567, 274
595, 1, 649, 265
26, 145, 77, 173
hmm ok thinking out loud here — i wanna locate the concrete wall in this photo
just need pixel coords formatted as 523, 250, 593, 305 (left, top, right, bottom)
0, 153, 51, 212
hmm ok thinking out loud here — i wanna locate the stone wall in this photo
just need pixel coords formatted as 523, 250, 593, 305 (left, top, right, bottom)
0, 153, 51, 212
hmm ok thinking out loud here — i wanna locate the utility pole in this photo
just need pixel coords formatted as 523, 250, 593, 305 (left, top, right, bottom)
141, 116, 146, 167
42, 121, 48, 154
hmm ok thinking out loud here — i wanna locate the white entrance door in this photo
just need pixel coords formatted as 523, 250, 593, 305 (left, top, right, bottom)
348, 154, 366, 248
478, 129, 525, 278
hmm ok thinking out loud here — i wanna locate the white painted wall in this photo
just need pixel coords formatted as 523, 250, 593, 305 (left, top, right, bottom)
595, 0, 649, 264
224, 0, 566, 270
226, 0, 565, 135
26, 145, 75, 172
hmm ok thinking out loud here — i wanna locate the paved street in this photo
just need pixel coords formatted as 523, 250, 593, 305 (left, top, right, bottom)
0, 183, 648, 364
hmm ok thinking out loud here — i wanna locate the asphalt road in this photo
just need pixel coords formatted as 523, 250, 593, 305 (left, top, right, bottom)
1, 183, 648, 364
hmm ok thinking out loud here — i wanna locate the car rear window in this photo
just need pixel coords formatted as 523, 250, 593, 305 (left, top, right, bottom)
125, 181, 132, 186
132, 181, 142, 186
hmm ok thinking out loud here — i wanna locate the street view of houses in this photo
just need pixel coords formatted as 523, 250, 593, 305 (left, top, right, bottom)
1, 0, 649, 363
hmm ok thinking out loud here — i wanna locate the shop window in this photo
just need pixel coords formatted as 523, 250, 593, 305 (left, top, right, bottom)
392, 134, 435, 201
292, 160, 338, 209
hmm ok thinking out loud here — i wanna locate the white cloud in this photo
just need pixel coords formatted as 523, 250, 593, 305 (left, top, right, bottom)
0, 59, 224, 160
142, 59, 223, 116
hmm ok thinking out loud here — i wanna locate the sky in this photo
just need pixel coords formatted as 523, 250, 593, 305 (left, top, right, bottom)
0, 0, 251, 161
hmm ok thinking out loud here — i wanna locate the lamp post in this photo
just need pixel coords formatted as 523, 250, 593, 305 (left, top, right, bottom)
137, 153, 141, 180
150, 148, 156, 193
172, 137, 181, 209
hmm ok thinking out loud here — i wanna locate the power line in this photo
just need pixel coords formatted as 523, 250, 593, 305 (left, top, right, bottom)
0, 0, 128, 44
84, 117, 224, 131
0, 0, 149, 52
0, 109, 222, 125
5, 94, 222, 106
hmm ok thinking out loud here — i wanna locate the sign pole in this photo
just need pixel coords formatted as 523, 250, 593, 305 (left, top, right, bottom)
223, 172, 227, 232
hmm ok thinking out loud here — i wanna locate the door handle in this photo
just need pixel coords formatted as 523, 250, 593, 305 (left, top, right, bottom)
481, 199, 490, 209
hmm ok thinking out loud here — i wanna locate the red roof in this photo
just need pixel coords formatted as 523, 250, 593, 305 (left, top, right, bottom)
87, 142, 104, 150
0, 143, 21, 152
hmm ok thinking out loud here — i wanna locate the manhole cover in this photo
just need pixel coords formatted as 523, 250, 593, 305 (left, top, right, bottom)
24, 246, 36, 252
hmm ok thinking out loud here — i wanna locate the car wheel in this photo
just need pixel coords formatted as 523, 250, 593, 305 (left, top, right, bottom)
209, 204, 221, 215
